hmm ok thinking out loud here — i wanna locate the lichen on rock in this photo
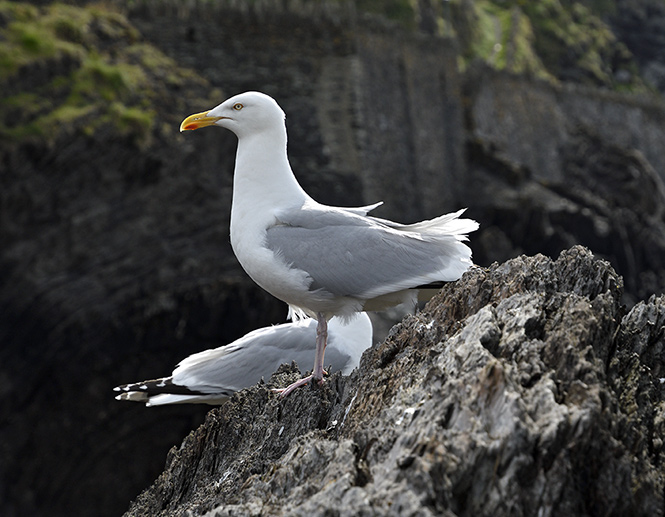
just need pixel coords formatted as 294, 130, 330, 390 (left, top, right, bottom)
0, 1, 209, 148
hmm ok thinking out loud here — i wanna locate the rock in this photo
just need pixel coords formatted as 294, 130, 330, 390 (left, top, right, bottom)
611, 0, 665, 92
124, 247, 665, 516
4, 2, 665, 516
609, 293, 665, 491
466, 67, 665, 303
0, 4, 285, 516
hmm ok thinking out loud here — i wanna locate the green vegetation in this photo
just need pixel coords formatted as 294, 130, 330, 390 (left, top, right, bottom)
455, 1, 553, 81
519, 0, 641, 89
0, 0, 650, 148
0, 2, 191, 147
438, 0, 645, 90
311, 0, 645, 91
356, 0, 417, 28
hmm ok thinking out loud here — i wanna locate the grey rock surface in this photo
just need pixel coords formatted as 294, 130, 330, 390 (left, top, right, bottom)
4, 2, 665, 516
125, 247, 665, 516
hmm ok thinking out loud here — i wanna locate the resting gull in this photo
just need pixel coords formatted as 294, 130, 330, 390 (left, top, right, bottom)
180, 91, 478, 396
114, 314, 373, 406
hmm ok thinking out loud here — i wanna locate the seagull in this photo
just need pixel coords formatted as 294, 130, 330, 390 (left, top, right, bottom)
180, 91, 478, 396
114, 314, 373, 406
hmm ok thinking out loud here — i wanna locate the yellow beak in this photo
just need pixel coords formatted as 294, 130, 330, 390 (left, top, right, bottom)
179, 111, 224, 132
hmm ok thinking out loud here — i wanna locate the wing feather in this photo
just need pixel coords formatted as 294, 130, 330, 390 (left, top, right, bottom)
266, 205, 475, 300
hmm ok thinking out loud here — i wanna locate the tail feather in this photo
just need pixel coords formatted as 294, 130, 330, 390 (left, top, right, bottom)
113, 377, 234, 402
402, 209, 479, 238
371, 208, 479, 241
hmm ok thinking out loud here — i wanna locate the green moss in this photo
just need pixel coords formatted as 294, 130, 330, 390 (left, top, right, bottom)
452, 2, 552, 81
111, 102, 155, 138
49, 9, 88, 44
47, 103, 97, 126
442, 0, 646, 91
124, 43, 189, 87
2, 92, 48, 122
87, 7, 140, 43
0, 121, 42, 140
0, 4, 86, 77
6, 20, 57, 59
18, 24, 55, 54
0, 1, 38, 23
467, 3, 498, 64
69, 56, 146, 103
1, 103, 96, 140
126, 43, 174, 70
0, 2, 181, 147
356, 0, 416, 28
0, 48, 18, 76
514, 0, 645, 90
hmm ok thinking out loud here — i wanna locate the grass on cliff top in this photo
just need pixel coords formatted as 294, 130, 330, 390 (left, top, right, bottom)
0, 2, 199, 147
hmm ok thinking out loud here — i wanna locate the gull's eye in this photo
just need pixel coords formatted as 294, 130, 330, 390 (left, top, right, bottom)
233, 103, 243, 111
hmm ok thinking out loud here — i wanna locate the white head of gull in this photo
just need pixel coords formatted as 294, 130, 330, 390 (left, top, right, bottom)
180, 91, 479, 396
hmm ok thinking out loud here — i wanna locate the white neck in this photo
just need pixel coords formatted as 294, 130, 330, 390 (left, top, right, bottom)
232, 128, 309, 217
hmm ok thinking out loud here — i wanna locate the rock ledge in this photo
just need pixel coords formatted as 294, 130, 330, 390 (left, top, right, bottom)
126, 246, 665, 517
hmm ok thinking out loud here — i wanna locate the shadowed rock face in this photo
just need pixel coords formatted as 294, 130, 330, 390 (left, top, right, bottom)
611, 0, 665, 92
124, 247, 665, 517
465, 68, 665, 305
3, 3, 665, 517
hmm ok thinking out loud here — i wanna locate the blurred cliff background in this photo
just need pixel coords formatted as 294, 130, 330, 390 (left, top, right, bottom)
1, 0, 665, 515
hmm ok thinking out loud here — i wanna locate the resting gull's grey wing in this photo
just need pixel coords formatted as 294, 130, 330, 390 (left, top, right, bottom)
114, 313, 373, 406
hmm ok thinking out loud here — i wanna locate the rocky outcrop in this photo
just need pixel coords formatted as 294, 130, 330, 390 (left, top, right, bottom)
124, 247, 665, 516
3, 2, 665, 517
466, 66, 665, 303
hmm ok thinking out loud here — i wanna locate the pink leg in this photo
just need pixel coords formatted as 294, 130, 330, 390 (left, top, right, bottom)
272, 313, 329, 398
271, 374, 314, 397
311, 313, 328, 381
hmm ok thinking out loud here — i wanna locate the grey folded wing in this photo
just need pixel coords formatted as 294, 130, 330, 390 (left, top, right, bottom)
114, 320, 355, 405
266, 205, 473, 300
171, 322, 353, 391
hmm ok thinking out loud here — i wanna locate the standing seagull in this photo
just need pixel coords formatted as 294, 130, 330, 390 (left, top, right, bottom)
180, 92, 478, 396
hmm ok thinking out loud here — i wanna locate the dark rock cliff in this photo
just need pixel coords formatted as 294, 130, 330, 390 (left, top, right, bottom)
465, 67, 665, 303
124, 247, 665, 516
2, 1, 665, 516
